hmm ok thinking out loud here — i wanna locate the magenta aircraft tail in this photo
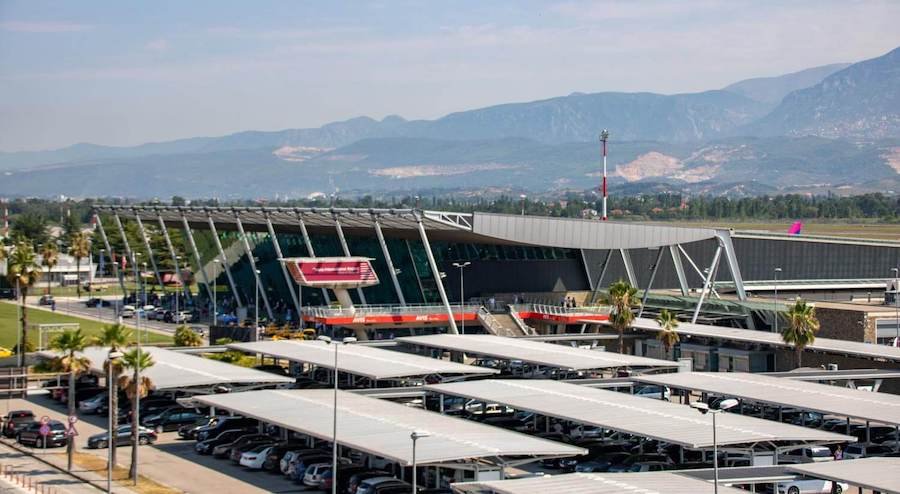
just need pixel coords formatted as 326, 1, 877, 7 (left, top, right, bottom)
788, 221, 803, 235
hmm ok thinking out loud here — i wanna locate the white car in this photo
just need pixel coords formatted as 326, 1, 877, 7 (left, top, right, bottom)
238, 444, 272, 469
302, 462, 332, 487
843, 442, 895, 459
120, 305, 136, 318
780, 446, 834, 464
634, 385, 670, 400
776, 478, 848, 494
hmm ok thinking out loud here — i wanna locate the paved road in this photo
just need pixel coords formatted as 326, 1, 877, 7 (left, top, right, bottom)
0, 440, 106, 494
6, 393, 308, 494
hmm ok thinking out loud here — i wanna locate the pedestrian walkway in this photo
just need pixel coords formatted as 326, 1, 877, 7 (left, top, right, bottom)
0, 440, 120, 494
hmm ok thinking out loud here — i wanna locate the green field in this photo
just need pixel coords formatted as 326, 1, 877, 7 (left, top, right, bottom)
0, 302, 172, 350
653, 221, 900, 240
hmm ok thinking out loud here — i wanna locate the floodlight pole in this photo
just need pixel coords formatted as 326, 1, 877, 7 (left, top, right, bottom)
453, 262, 471, 335
410, 431, 429, 493
318, 335, 356, 494
712, 411, 719, 494
774, 267, 782, 334
893, 268, 899, 343
600, 129, 609, 221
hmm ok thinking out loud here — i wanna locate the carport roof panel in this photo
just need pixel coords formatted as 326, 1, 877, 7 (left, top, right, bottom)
634, 372, 900, 426
195, 389, 584, 466
227, 340, 499, 379
397, 334, 677, 370
453, 471, 749, 494
787, 458, 900, 494
71, 346, 294, 390
426, 380, 852, 449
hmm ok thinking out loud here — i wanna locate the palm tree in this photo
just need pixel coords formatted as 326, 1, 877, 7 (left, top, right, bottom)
6, 241, 42, 366
607, 279, 639, 353
48, 328, 91, 471
656, 309, 680, 354
40, 243, 59, 296
68, 231, 91, 299
782, 299, 820, 368
119, 348, 155, 481
173, 325, 203, 347
93, 324, 132, 466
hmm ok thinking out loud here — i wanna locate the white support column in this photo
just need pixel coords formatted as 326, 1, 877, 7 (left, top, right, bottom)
294, 211, 331, 304
620, 249, 637, 287
590, 250, 613, 304
415, 213, 459, 334
691, 244, 723, 324
132, 212, 165, 291
678, 244, 720, 299
113, 212, 135, 295
717, 230, 748, 301
157, 214, 191, 302
206, 213, 244, 308
264, 212, 302, 318
405, 239, 428, 303
637, 247, 665, 317
669, 245, 690, 296
373, 217, 406, 306
180, 213, 212, 301
95, 213, 126, 296
233, 212, 273, 320
580, 249, 595, 291
333, 216, 367, 305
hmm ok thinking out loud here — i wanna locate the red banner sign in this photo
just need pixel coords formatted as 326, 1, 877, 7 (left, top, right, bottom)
286, 258, 379, 288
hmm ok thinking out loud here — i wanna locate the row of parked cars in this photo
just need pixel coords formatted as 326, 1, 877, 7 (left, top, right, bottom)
179, 414, 448, 493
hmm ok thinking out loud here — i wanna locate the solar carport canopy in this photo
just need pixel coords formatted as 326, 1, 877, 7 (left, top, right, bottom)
398, 334, 676, 370
71, 346, 295, 390
427, 380, 852, 449
196, 389, 584, 466
787, 458, 900, 494
635, 372, 900, 426
227, 340, 499, 380
452, 471, 749, 494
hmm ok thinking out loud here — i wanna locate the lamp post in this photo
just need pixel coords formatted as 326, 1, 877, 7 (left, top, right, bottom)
98, 249, 105, 321
774, 267, 782, 334
174, 255, 182, 325
410, 430, 430, 493
691, 399, 738, 494
452, 262, 471, 335
212, 258, 220, 327
892, 268, 899, 344
519, 194, 526, 216
255, 269, 260, 341
106, 349, 124, 493
317, 334, 357, 494
131, 253, 143, 486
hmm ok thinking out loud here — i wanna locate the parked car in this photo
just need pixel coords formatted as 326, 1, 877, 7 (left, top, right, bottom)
789, 412, 825, 428
230, 437, 277, 463
355, 476, 408, 494
178, 417, 217, 440
85, 298, 112, 308
320, 465, 368, 493
346, 471, 392, 494
239, 444, 274, 469
776, 478, 848, 494
633, 385, 670, 400
38, 295, 55, 306
289, 454, 334, 481
119, 305, 136, 318
302, 462, 335, 487
146, 308, 166, 321
195, 429, 256, 455
67, 386, 105, 406
87, 425, 157, 448
781, 446, 834, 464
141, 408, 206, 432
17, 420, 66, 448
279, 449, 326, 475
260, 443, 311, 472
196, 416, 258, 441
165, 311, 193, 323
844, 443, 894, 459
253, 364, 290, 376
2, 410, 35, 438
626, 461, 673, 472
212, 433, 272, 458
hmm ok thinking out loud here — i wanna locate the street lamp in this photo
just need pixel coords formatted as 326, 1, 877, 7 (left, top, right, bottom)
317, 334, 357, 494
691, 398, 739, 494
212, 258, 220, 326
892, 268, 899, 344
174, 256, 182, 324
452, 262, 471, 335
519, 194, 527, 216
774, 267, 782, 334
410, 430, 431, 493
255, 269, 261, 341
106, 349, 124, 493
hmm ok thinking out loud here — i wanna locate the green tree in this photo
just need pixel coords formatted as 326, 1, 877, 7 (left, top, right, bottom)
655, 309, 680, 353
10, 212, 49, 247
60, 211, 81, 246
607, 279, 639, 354
48, 328, 91, 471
40, 242, 59, 296
68, 231, 91, 299
119, 348, 155, 481
6, 242, 42, 366
173, 325, 203, 347
782, 299, 820, 368
93, 323, 133, 466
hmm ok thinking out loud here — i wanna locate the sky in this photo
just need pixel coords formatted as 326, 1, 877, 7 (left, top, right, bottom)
1, 0, 899, 152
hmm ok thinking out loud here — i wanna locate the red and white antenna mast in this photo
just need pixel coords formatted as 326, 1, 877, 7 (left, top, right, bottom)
600, 129, 610, 221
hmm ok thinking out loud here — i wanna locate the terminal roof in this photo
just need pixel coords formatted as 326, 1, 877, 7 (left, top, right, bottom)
624, 317, 900, 362
452, 471, 750, 494
398, 334, 677, 370
787, 458, 900, 494
62, 346, 294, 390
426, 380, 852, 449
227, 340, 498, 380
635, 371, 900, 426
196, 389, 584, 466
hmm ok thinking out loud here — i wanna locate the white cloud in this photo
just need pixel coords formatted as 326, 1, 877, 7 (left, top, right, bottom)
0, 20, 93, 33
145, 39, 169, 52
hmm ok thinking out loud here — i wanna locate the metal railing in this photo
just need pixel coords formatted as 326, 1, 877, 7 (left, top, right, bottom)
507, 307, 537, 336
510, 303, 611, 316
301, 303, 484, 318
476, 307, 510, 336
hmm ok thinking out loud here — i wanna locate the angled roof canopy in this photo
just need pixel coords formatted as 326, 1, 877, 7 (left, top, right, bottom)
196, 389, 585, 467
227, 340, 498, 380
453, 471, 750, 494
427, 380, 852, 449
398, 334, 677, 370
787, 458, 900, 494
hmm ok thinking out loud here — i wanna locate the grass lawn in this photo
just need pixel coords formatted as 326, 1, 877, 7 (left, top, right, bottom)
0, 301, 172, 349
651, 221, 900, 240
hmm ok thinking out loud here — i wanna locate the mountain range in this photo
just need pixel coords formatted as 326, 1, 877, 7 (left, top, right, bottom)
1, 46, 898, 199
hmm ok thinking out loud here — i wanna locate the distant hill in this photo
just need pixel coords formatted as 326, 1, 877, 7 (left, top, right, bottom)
723, 63, 850, 106
745, 47, 900, 139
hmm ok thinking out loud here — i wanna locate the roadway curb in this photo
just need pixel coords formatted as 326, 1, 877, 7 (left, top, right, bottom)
0, 437, 128, 493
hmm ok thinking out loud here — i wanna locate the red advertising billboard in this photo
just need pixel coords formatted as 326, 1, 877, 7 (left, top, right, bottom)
283, 257, 380, 288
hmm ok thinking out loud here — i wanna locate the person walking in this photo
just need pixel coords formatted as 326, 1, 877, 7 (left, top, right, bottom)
833, 445, 843, 460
